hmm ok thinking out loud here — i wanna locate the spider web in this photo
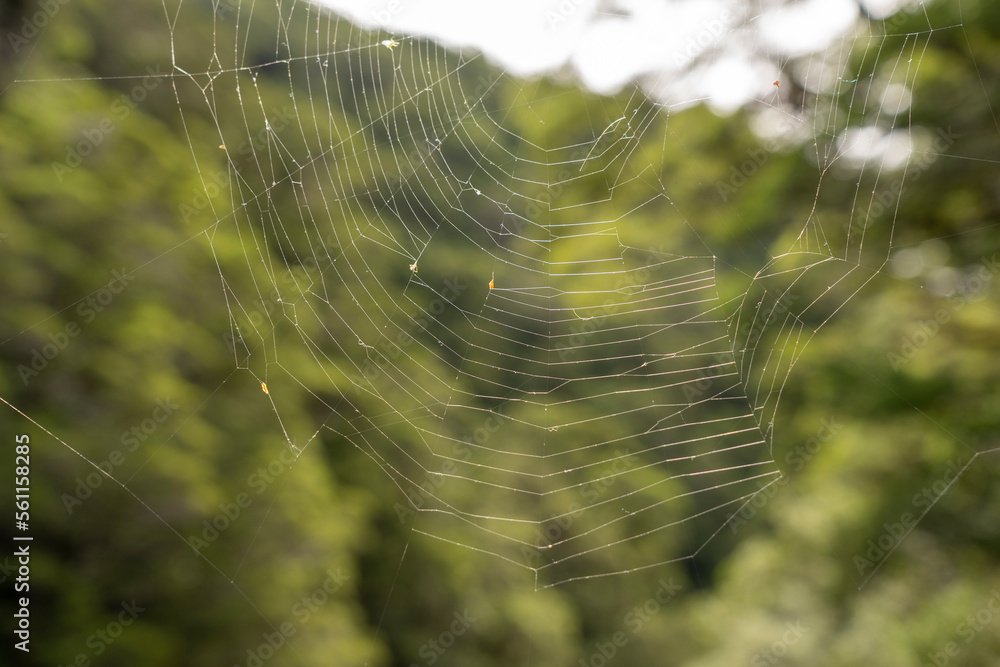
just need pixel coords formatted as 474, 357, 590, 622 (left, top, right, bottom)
153, 0, 952, 589
7, 0, 993, 629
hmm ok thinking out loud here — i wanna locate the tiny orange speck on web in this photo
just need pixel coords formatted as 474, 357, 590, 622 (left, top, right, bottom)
261, 382, 269, 395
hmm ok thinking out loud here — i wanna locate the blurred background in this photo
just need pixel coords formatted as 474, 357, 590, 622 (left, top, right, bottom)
1, 0, 1000, 665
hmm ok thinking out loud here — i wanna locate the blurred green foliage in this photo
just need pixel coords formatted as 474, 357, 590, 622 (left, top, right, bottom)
1, 0, 999, 666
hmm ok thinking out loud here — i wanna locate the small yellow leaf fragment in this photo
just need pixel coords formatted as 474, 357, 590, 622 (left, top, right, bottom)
489, 272, 494, 290
261, 382, 269, 395
219, 144, 226, 149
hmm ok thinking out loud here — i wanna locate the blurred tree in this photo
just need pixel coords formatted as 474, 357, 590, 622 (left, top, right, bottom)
0, 0, 997, 666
